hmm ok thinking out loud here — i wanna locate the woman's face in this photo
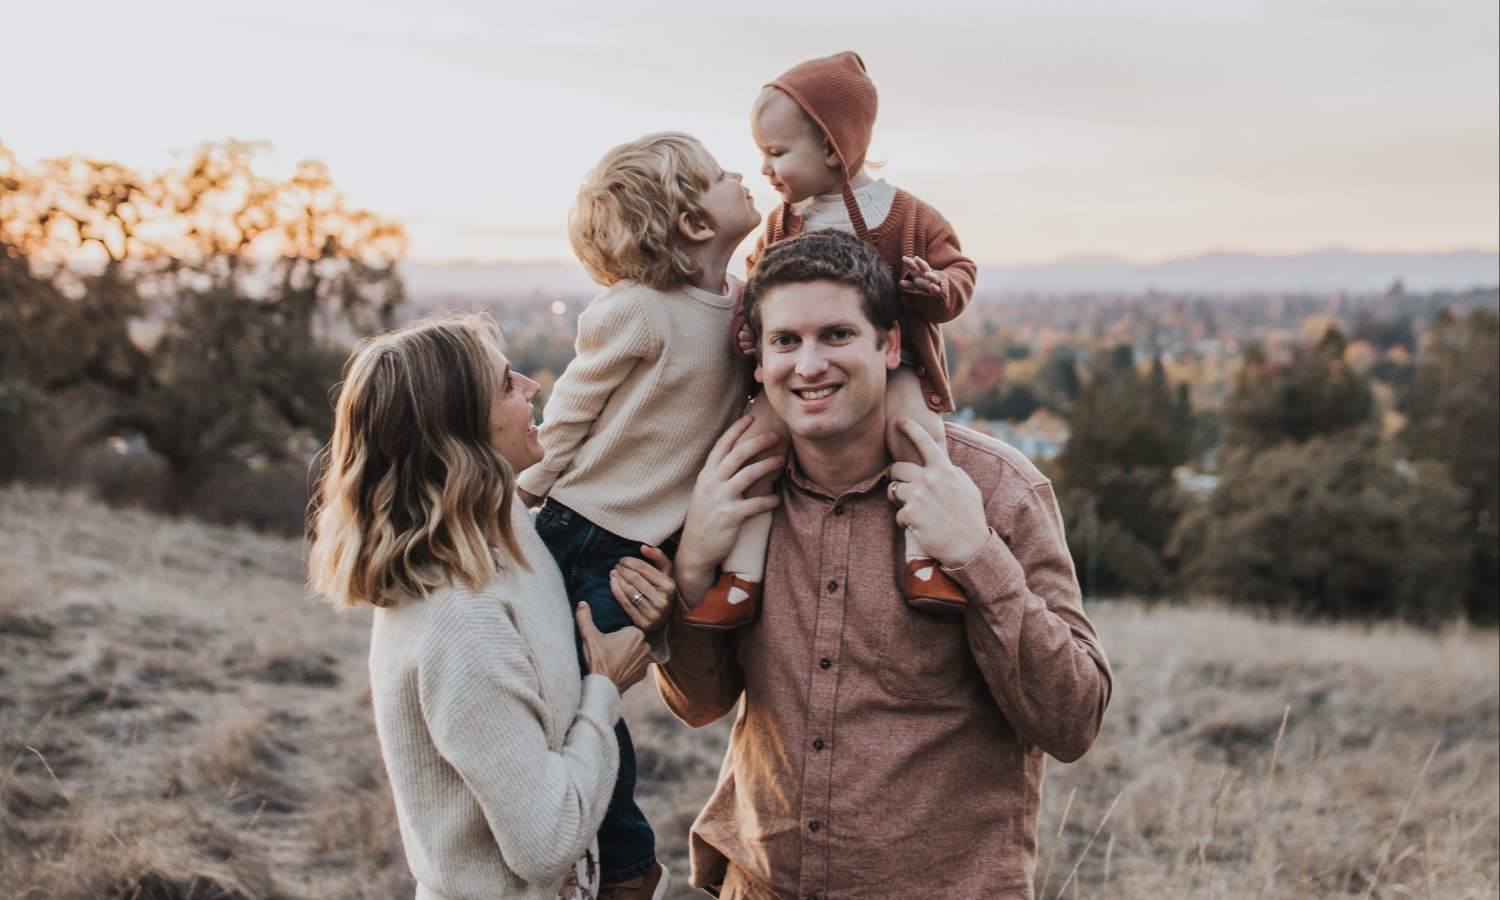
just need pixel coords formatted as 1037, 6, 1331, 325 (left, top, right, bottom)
486, 345, 544, 472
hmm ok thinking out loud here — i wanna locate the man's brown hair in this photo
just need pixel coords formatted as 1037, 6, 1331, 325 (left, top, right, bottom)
742, 230, 899, 346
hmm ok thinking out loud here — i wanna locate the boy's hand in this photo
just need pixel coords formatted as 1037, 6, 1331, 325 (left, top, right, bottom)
900, 256, 944, 296
736, 322, 757, 357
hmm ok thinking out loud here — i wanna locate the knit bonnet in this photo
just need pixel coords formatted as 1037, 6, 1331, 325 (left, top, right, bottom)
767, 51, 879, 238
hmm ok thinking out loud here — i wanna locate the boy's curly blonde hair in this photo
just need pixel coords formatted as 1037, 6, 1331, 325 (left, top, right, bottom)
569, 132, 711, 291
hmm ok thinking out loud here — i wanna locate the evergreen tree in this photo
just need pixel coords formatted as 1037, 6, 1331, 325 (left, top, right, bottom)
1222, 327, 1373, 453
1034, 346, 1082, 414
1404, 309, 1500, 623
1173, 433, 1468, 622
1056, 346, 1185, 596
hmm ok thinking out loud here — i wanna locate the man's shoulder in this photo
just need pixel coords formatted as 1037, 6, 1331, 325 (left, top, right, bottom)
944, 423, 1050, 493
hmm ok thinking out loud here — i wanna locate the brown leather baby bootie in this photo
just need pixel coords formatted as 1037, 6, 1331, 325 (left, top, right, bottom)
684, 573, 762, 631
904, 558, 968, 613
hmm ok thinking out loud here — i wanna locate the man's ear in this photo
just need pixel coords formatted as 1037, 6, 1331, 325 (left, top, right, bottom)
677, 211, 715, 244
883, 321, 902, 371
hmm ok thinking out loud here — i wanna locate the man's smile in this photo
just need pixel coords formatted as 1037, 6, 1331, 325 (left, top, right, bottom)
795, 386, 838, 401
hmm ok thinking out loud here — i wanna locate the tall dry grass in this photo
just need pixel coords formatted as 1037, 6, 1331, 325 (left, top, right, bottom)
1033, 604, 1498, 899
1, 483, 1495, 898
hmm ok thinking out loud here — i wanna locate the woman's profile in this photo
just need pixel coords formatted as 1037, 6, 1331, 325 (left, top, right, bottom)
307, 312, 673, 899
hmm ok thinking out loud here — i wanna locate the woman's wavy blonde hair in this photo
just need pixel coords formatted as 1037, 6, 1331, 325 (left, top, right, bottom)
569, 131, 712, 291
307, 312, 529, 608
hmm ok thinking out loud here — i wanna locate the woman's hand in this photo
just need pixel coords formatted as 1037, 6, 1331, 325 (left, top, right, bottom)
577, 604, 650, 693
610, 545, 674, 633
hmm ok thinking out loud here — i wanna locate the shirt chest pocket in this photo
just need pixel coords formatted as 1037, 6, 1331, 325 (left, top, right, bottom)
871, 599, 971, 700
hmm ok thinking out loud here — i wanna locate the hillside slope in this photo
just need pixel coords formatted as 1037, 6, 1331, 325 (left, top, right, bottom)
1, 485, 1494, 898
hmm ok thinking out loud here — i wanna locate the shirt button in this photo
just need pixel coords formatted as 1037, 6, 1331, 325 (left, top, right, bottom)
917, 365, 927, 376
819, 658, 831, 670
833, 505, 844, 516
929, 394, 943, 405
826, 580, 838, 593
809, 820, 821, 832
813, 739, 825, 751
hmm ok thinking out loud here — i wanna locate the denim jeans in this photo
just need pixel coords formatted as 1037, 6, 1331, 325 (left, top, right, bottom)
533, 499, 656, 883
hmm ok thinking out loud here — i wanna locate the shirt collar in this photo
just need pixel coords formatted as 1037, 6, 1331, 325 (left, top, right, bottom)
784, 449, 891, 501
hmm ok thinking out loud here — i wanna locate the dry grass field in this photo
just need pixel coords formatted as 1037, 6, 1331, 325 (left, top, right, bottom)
1, 483, 1495, 899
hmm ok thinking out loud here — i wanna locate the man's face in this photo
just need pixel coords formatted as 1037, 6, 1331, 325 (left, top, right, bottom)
754, 279, 900, 449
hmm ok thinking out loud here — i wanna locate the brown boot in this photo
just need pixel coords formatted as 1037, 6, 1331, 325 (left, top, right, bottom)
905, 558, 968, 613
683, 573, 761, 631
599, 860, 670, 900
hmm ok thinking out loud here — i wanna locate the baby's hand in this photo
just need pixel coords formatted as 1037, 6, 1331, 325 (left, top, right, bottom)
900, 256, 944, 296
736, 322, 757, 357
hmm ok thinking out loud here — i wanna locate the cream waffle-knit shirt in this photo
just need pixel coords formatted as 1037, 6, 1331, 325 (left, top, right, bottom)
793, 178, 897, 234
517, 278, 750, 544
369, 501, 621, 900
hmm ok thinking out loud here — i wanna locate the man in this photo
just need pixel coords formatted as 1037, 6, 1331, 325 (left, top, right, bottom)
658, 230, 1112, 899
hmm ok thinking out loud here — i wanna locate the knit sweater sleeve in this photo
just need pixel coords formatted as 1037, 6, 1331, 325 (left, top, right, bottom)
417, 599, 622, 884
517, 287, 659, 499
899, 206, 975, 326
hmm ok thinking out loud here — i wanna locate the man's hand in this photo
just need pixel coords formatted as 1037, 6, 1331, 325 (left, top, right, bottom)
888, 419, 989, 568
610, 545, 675, 633
677, 416, 785, 605
518, 487, 542, 508
899, 256, 944, 296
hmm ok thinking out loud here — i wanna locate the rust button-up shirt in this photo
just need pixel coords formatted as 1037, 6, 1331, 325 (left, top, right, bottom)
657, 426, 1112, 900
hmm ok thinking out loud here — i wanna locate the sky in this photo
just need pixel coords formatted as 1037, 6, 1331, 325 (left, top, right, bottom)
7, 0, 1498, 266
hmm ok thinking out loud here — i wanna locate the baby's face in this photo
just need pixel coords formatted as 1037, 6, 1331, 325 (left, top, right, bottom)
752, 90, 844, 204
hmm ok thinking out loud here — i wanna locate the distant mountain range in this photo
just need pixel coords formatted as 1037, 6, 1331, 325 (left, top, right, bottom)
399, 249, 1499, 300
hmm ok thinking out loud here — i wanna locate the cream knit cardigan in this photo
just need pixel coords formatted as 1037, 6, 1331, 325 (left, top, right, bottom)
368, 502, 621, 900
516, 278, 750, 545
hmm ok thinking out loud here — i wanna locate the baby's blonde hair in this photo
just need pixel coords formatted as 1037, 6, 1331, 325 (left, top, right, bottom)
569, 132, 711, 290
307, 312, 529, 608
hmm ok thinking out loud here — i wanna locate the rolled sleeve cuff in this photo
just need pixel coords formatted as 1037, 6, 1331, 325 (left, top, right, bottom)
647, 621, 671, 665
516, 464, 561, 499
943, 530, 1027, 602
580, 673, 623, 727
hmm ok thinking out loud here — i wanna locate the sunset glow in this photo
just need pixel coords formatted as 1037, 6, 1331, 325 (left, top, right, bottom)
8, 0, 1497, 266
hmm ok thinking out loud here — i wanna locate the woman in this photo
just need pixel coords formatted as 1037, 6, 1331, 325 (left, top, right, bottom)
307, 313, 674, 899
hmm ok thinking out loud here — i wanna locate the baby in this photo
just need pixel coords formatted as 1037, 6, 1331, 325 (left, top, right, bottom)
517, 132, 761, 900
685, 51, 977, 630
